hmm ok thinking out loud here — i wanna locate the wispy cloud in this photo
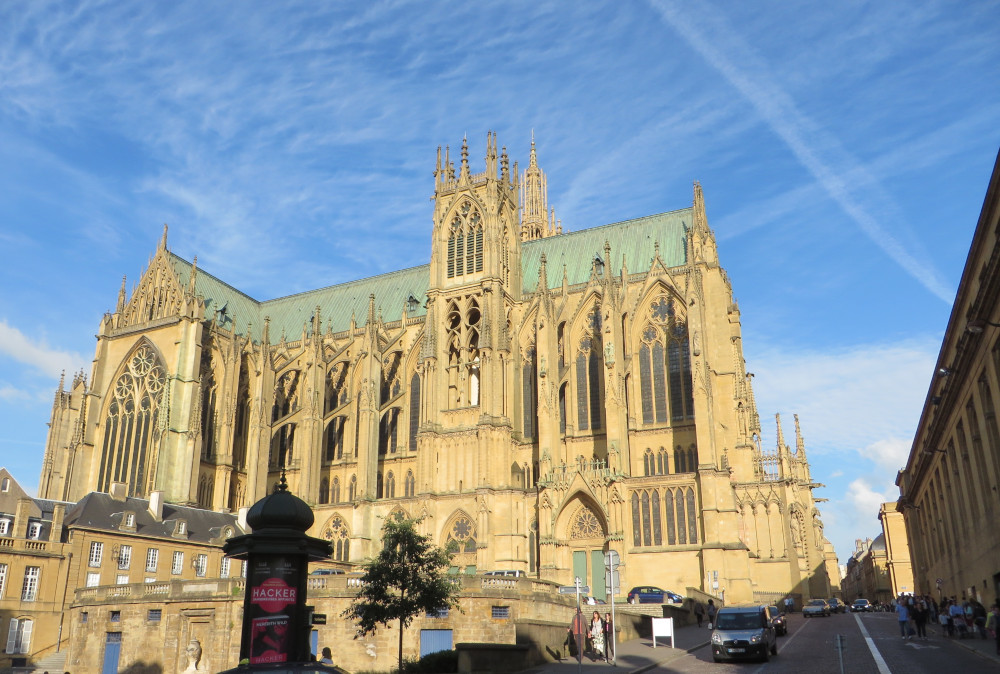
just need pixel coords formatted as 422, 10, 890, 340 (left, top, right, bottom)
650, 0, 955, 303
0, 320, 87, 379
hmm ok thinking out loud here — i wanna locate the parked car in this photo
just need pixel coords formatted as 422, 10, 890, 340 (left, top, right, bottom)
851, 598, 872, 613
626, 586, 684, 604
710, 604, 779, 663
309, 568, 345, 575
802, 599, 831, 617
826, 598, 846, 613
767, 605, 788, 635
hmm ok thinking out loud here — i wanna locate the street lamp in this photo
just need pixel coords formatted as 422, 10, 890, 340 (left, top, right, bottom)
965, 319, 1000, 334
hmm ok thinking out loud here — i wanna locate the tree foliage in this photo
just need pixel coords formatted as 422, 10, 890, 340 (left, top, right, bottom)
342, 512, 461, 666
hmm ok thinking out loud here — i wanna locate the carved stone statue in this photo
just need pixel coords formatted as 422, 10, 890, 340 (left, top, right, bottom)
182, 639, 202, 672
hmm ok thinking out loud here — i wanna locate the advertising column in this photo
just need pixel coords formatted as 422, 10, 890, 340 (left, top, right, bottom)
246, 555, 305, 665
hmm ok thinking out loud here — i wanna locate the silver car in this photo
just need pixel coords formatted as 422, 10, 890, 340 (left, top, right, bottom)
802, 599, 831, 617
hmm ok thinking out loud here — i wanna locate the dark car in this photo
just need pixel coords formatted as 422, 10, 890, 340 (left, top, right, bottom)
827, 598, 845, 613
851, 598, 871, 613
626, 586, 684, 604
711, 605, 778, 662
767, 605, 787, 635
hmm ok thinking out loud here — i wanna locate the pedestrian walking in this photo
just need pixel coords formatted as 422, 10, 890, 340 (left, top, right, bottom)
694, 601, 705, 628
568, 608, 586, 661
603, 612, 614, 662
590, 610, 605, 659
985, 604, 1000, 654
707, 599, 717, 629
896, 597, 911, 639
913, 600, 929, 640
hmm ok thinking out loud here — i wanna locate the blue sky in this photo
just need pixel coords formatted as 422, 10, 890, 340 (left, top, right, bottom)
1, 0, 998, 566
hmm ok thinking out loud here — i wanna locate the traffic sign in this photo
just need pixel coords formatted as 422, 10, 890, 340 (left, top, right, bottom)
312, 613, 327, 625
604, 550, 620, 568
559, 585, 590, 594
605, 569, 620, 594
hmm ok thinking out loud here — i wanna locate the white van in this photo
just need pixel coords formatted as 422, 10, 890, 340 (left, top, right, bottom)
484, 570, 523, 577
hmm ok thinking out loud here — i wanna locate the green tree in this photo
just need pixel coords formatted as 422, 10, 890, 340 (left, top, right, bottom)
342, 512, 461, 671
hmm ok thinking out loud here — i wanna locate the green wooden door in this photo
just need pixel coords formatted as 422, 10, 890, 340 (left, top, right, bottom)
591, 549, 606, 599
573, 550, 588, 588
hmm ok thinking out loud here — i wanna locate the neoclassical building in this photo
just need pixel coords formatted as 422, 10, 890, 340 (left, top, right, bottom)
38, 134, 833, 604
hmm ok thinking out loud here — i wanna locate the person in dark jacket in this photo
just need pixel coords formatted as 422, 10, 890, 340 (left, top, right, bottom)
603, 612, 614, 662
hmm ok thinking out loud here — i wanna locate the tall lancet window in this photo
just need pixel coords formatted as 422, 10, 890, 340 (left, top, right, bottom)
98, 344, 167, 496
575, 307, 604, 431
446, 201, 484, 278
638, 296, 695, 424
522, 345, 538, 439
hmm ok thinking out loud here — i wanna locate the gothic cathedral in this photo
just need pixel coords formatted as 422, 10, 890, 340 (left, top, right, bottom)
39, 134, 835, 602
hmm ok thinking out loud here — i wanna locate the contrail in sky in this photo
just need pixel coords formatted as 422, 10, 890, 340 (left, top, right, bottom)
650, 0, 954, 304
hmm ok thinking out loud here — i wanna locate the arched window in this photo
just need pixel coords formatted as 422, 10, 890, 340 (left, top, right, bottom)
668, 337, 694, 420
272, 370, 300, 421
522, 345, 538, 438
558, 383, 567, 435
232, 357, 251, 474
657, 448, 669, 474
331, 477, 340, 504
675, 488, 687, 545
408, 373, 421, 451
376, 471, 384, 499
446, 201, 484, 278
97, 343, 166, 496
638, 297, 694, 424
324, 416, 346, 462
664, 489, 676, 545
528, 520, 538, 573
348, 475, 357, 501
385, 472, 396, 499
379, 408, 400, 455
575, 321, 604, 431
404, 470, 415, 498
674, 445, 685, 473
325, 362, 349, 413
323, 516, 351, 562
631, 492, 641, 546
270, 424, 295, 469
686, 487, 698, 543
643, 449, 654, 476
200, 357, 218, 460
381, 352, 402, 405
446, 299, 482, 409
319, 478, 329, 504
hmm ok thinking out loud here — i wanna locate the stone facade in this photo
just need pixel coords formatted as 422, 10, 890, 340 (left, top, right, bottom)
878, 502, 914, 597
896, 148, 1000, 606
28, 134, 835, 668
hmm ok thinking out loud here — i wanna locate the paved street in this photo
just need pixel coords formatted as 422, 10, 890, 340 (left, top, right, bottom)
525, 611, 1000, 674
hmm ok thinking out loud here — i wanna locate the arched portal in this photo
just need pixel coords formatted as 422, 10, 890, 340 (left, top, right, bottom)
556, 496, 609, 599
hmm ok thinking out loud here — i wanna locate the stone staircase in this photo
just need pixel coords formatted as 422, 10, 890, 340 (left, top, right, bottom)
27, 651, 66, 674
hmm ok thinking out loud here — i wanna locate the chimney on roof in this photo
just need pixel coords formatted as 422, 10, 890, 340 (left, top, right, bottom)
109, 482, 128, 502
49, 503, 66, 543
149, 491, 164, 521
237, 506, 249, 532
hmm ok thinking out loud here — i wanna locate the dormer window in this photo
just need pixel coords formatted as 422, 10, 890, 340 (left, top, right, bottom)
173, 520, 187, 537
1, 477, 10, 492
0, 518, 11, 536
124, 513, 135, 528
27, 522, 42, 540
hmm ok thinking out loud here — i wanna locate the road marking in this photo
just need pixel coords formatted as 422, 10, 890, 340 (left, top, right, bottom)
854, 613, 892, 674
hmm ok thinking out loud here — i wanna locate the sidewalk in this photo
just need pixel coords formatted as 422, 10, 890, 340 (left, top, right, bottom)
941, 629, 1000, 666
521, 622, 710, 674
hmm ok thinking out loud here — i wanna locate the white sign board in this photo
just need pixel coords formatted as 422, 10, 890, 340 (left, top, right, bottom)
651, 617, 675, 648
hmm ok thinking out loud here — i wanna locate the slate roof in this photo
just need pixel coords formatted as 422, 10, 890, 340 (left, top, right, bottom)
168, 209, 691, 343
64, 492, 243, 543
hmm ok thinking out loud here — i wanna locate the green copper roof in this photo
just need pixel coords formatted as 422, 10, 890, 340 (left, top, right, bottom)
521, 209, 690, 293
167, 209, 690, 343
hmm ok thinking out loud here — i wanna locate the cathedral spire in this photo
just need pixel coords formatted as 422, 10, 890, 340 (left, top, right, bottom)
519, 134, 557, 241
794, 414, 807, 458
116, 275, 128, 314
158, 224, 168, 252
367, 293, 376, 325
459, 135, 470, 183
775, 412, 786, 454
188, 256, 198, 295
538, 253, 549, 294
